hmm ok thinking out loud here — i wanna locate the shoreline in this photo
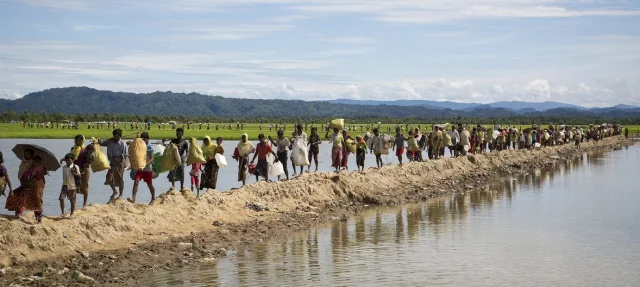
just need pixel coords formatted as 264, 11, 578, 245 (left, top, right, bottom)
0, 136, 630, 286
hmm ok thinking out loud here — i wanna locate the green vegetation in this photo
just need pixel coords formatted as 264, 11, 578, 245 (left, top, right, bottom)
2, 123, 638, 140
1, 87, 640, 123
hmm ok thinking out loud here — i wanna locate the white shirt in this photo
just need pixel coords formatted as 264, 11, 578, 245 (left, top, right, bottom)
448, 130, 460, 143
62, 163, 81, 190
459, 130, 471, 146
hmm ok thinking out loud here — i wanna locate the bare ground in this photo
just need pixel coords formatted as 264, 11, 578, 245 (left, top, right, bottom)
0, 136, 630, 286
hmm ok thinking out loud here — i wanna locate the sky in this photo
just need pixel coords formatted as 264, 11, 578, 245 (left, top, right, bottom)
0, 0, 639, 107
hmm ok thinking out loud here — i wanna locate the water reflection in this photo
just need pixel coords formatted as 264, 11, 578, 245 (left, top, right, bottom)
144, 147, 640, 287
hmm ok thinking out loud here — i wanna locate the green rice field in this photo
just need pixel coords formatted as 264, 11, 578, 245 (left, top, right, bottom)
1, 123, 637, 140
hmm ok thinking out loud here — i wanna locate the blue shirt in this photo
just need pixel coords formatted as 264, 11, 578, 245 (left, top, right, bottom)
100, 138, 128, 163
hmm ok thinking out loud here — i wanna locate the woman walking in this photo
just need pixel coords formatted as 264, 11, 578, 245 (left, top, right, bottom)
340, 129, 352, 171
5, 149, 47, 223
201, 136, 223, 191
329, 128, 344, 173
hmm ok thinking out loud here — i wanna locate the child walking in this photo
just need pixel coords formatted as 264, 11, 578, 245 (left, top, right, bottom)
60, 153, 81, 218
190, 161, 202, 196
393, 127, 407, 166
355, 136, 368, 173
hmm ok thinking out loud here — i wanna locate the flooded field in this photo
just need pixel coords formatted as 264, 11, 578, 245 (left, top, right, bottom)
145, 146, 640, 287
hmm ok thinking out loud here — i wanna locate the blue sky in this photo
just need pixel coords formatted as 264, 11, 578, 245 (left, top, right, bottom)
0, 0, 639, 106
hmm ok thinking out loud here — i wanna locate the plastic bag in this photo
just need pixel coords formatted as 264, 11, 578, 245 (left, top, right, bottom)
345, 138, 357, 153
90, 146, 110, 173
291, 139, 310, 166
375, 134, 391, 155
382, 134, 392, 149
215, 153, 227, 167
329, 119, 344, 130
128, 138, 147, 171
152, 154, 163, 173
269, 161, 284, 177
154, 143, 165, 156
161, 144, 180, 173
186, 137, 206, 165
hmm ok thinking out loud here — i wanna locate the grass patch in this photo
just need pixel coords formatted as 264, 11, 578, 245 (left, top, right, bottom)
2, 123, 637, 140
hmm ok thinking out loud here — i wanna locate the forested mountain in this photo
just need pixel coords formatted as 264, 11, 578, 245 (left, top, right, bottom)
326, 99, 635, 112
0, 87, 639, 124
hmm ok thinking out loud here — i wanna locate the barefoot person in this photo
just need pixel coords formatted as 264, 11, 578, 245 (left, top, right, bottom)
60, 135, 93, 208
128, 132, 156, 204
355, 135, 368, 173
74, 144, 94, 208
393, 127, 407, 166
269, 130, 290, 181
201, 136, 224, 191
5, 150, 47, 223
59, 153, 81, 218
162, 128, 189, 191
370, 128, 383, 168
329, 128, 344, 173
307, 127, 321, 173
290, 124, 308, 176
234, 134, 254, 187
340, 129, 352, 171
0, 152, 13, 198
250, 134, 278, 182
98, 129, 128, 202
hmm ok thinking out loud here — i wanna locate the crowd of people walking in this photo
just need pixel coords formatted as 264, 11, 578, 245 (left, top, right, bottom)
0, 122, 627, 222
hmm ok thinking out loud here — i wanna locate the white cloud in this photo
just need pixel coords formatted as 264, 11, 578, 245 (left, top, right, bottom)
0, 91, 24, 100
317, 37, 373, 44
163, 24, 293, 41
12, 0, 640, 24
72, 25, 111, 31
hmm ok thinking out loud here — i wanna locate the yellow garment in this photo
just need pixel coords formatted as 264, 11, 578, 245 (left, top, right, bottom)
18, 160, 32, 179
236, 134, 254, 157
71, 135, 85, 160
202, 136, 217, 160
186, 137, 206, 165
443, 133, 452, 147
331, 133, 344, 147
408, 137, 420, 151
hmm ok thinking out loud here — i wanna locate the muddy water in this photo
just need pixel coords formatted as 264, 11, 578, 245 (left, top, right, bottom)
145, 146, 640, 287
0, 139, 410, 215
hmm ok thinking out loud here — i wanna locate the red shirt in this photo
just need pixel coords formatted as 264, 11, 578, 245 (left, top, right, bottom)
256, 143, 273, 160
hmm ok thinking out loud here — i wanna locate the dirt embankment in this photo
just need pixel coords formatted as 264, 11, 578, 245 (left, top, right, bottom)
0, 136, 629, 286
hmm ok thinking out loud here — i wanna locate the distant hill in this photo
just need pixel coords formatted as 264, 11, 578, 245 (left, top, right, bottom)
325, 99, 627, 112
0, 87, 471, 119
324, 99, 477, 110
488, 101, 586, 111
1, 87, 639, 122
612, 104, 640, 110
